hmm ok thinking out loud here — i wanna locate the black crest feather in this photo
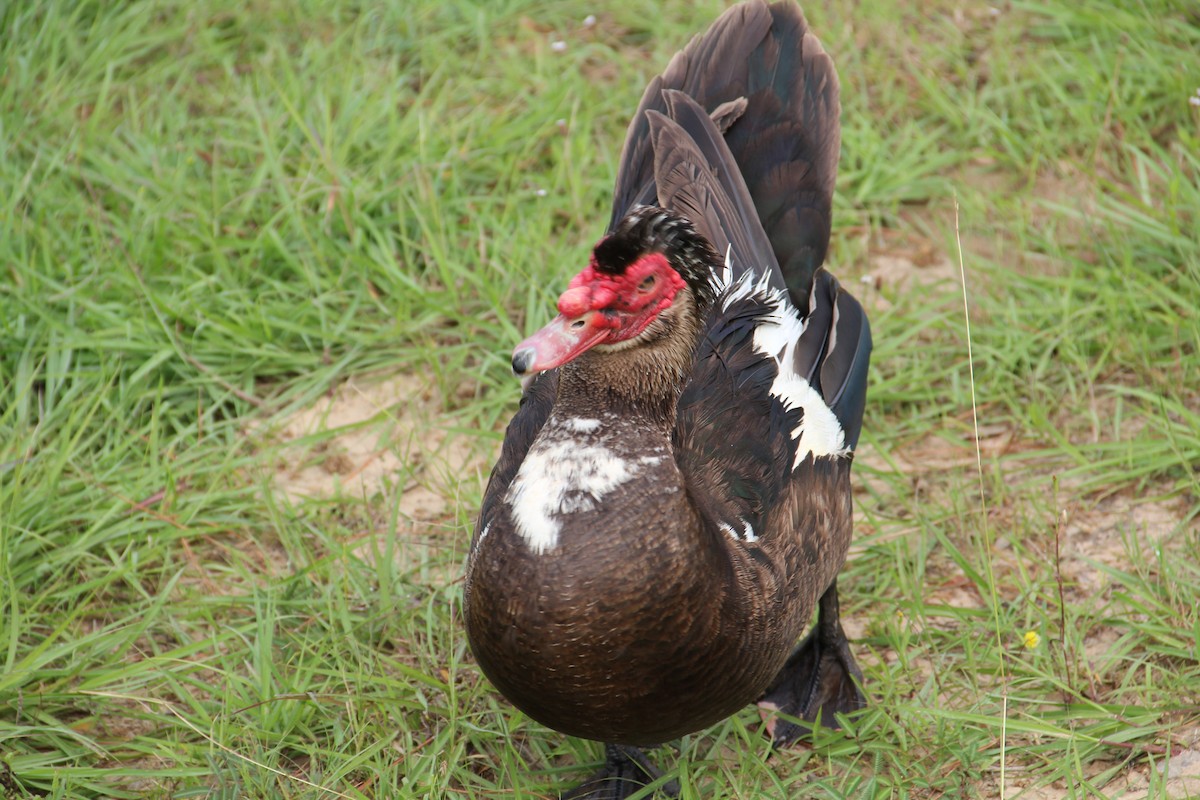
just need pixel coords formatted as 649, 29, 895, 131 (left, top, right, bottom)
592, 233, 643, 275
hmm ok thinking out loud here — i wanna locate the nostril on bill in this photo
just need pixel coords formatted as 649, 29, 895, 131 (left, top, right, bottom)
512, 348, 536, 375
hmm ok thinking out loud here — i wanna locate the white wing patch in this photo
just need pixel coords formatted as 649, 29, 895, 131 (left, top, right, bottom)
719, 272, 849, 467
505, 440, 662, 554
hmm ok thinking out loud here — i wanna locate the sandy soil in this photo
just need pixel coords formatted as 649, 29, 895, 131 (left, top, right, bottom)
258, 373, 488, 584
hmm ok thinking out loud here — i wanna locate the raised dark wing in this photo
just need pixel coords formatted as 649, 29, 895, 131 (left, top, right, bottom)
610, 0, 840, 307
646, 93, 782, 294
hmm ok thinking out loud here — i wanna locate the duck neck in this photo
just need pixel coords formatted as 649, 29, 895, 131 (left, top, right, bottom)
556, 354, 681, 430
554, 295, 704, 430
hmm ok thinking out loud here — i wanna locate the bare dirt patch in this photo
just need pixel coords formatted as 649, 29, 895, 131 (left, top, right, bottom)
840, 223, 961, 315
1057, 490, 1191, 597
254, 373, 491, 583
1008, 743, 1200, 800
263, 374, 481, 516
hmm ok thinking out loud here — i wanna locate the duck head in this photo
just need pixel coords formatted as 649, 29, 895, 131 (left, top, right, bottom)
512, 206, 721, 376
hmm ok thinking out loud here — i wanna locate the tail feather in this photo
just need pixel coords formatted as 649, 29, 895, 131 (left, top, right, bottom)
723, 13, 840, 302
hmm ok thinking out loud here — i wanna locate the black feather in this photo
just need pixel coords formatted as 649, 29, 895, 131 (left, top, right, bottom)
593, 233, 645, 275
793, 269, 835, 390
659, 90, 783, 293
822, 286, 871, 449
610, 0, 839, 306
677, 294, 800, 543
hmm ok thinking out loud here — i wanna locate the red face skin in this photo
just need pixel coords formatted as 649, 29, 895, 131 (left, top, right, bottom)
511, 252, 686, 375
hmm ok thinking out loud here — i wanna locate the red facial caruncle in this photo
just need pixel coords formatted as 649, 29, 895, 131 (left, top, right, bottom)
511, 251, 686, 376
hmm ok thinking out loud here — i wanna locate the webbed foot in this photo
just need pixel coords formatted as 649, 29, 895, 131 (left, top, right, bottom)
757, 579, 866, 746
560, 743, 680, 800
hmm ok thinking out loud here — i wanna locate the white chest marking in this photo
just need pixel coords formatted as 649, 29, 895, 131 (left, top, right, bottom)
566, 417, 601, 433
505, 441, 662, 554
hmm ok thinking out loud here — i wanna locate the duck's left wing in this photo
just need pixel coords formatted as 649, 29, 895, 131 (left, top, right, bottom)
673, 267, 870, 547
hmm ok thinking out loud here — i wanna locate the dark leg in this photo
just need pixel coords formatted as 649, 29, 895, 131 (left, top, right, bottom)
757, 579, 866, 746
560, 743, 680, 800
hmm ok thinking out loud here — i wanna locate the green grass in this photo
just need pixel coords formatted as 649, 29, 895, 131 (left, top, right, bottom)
2, 0, 1198, 797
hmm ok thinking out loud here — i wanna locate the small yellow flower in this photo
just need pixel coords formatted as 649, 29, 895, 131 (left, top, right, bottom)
1023, 630, 1041, 649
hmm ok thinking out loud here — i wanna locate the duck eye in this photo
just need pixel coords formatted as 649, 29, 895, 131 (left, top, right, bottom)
637, 275, 656, 292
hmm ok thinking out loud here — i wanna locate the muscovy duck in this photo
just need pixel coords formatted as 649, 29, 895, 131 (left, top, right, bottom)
464, 2, 871, 797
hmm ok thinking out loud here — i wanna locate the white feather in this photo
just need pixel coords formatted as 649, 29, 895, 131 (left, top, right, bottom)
717, 518, 757, 542
505, 441, 662, 554
711, 243, 734, 293
474, 521, 491, 553
717, 273, 849, 467
718, 266, 774, 311
566, 417, 601, 433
